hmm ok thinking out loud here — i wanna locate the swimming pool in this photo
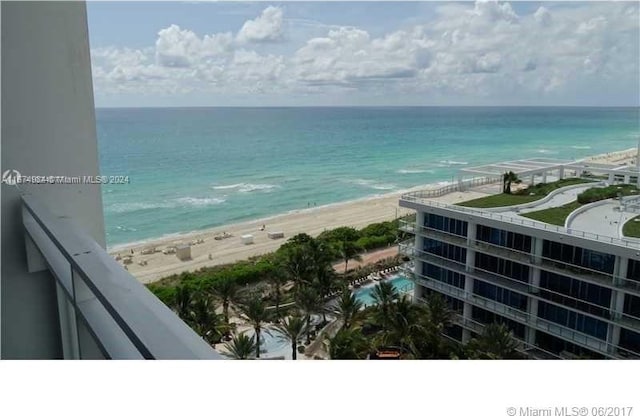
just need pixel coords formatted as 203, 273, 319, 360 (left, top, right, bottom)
237, 328, 290, 359
353, 274, 414, 307
243, 314, 323, 359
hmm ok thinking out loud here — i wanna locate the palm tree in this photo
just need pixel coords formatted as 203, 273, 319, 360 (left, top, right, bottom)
211, 277, 237, 326
267, 266, 289, 320
466, 323, 520, 359
423, 293, 454, 332
333, 289, 363, 329
412, 296, 456, 359
313, 266, 336, 324
370, 281, 399, 331
329, 328, 370, 359
238, 296, 271, 358
222, 333, 257, 360
310, 239, 336, 275
272, 315, 308, 360
378, 297, 421, 356
295, 286, 321, 344
173, 285, 194, 322
278, 244, 315, 285
339, 239, 362, 274
502, 171, 519, 194
190, 295, 225, 345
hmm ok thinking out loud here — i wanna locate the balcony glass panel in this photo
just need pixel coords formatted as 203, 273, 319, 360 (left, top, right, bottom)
537, 301, 608, 340
476, 225, 532, 253
539, 271, 611, 319
423, 239, 467, 263
424, 213, 468, 237
475, 252, 529, 283
543, 241, 614, 275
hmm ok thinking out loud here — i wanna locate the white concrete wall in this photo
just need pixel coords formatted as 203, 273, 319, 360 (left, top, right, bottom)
1, 1, 105, 358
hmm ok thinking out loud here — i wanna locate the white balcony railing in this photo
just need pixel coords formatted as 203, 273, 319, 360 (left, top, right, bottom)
400, 190, 640, 251
21, 194, 222, 359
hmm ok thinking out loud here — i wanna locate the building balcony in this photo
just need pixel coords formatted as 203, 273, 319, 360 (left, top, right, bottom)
472, 239, 533, 264
448, 313, 564, 360
401, 219, 640, 296
21, 194, 222, 359
399, 220, 468, 246
411, 273, 639, 359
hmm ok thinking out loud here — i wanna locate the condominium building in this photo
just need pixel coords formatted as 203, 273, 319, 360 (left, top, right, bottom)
399, 172, 640, 359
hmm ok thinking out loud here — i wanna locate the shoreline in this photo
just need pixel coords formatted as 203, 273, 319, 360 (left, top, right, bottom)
107, 180, 451, 252
110, 147, 638, 283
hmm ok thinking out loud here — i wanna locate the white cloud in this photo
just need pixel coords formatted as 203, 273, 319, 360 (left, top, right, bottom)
155, 24, 233, 68
292, 27, 431, 86
472, 0, 518, 23
91, 1, 639, 105
534, 6, 552, 27
236, 6, 284, 43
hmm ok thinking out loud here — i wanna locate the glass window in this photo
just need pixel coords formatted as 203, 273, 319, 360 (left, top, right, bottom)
475, 252, 529, 283
422, 263, 466, 289
424, 213, 468, 237
623, 294, 640, 319
539, 271, 611, 318
535, 331, 605, 358
542, 241, 614, 274
619, 329, 640, 354
423, 239, 467, 263
538, 301, 608, 340
476, 225, 532, 253
473, 280, 527, 311
627, 260, 640, 283
471, 307, 526, 339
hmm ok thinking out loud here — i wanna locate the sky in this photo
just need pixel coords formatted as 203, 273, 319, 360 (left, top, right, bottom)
87, 1, 640, 107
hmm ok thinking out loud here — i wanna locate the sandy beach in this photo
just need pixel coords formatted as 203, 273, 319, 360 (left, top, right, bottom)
583, 147, 637, 164
114, 184, 490, 283
111, 148, 638, 283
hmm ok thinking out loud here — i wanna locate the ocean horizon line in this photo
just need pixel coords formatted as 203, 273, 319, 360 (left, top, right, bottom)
95, 104, 640, 110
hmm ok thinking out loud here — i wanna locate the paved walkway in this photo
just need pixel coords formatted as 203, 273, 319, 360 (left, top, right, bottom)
332, 245, 398, 273
496, 185, 593, 221
518, 185, 592, 214
568, 201, 636, 238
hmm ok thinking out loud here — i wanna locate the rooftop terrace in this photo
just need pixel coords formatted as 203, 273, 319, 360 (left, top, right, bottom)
400, 169, 640, 251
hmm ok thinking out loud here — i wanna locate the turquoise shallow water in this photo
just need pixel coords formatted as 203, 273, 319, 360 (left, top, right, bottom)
354, 275, 414, 307
96, 107, 640, 248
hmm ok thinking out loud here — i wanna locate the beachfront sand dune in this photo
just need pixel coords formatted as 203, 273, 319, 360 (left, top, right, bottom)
111, 148, 638, 284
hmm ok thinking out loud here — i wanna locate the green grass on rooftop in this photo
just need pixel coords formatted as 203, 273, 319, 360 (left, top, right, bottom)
457, 178, 592, 209
521, 184, 640, 226
520, 201, 582, 226
622, 215, 640, 238
457, 193, 542, 208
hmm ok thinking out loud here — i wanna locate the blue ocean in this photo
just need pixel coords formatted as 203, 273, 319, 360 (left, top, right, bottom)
97, 107, 640, 248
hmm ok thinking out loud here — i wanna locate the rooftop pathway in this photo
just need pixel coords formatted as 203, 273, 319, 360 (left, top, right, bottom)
567, 201, 637, 238
518, 185, 592, 213
494, 184, 593, 220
